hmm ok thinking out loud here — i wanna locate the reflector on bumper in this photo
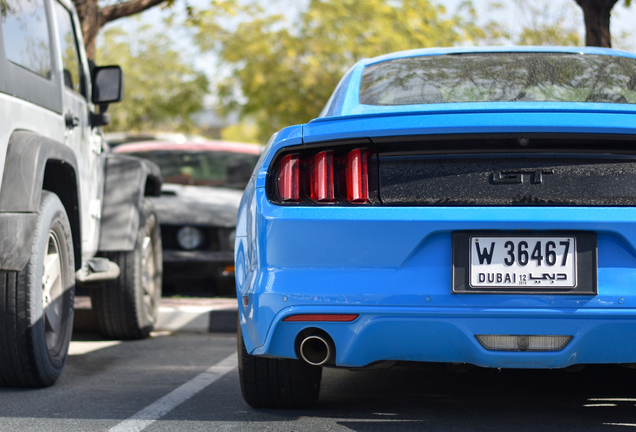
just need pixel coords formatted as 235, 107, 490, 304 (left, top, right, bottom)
283, 314, 359, 322
475, 335, 572, 352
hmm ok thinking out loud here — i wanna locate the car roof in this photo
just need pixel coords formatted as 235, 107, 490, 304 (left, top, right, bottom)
114, 140, 263, 155
319, 46, 636, 120
360, 46, 636, 67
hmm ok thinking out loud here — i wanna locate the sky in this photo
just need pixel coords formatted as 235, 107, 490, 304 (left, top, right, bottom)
456, 0, 635, 49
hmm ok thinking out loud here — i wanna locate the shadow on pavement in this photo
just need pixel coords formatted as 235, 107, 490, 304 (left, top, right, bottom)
1, 333, 636, 432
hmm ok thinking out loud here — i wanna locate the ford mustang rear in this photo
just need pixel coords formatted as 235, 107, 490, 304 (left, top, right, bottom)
234, 46, 636, 408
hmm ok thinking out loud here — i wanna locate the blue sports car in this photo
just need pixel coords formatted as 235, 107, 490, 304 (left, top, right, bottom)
235, 46, 636, 408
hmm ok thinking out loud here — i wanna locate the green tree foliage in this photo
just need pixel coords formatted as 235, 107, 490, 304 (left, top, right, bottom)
221, 121, 260, 144
194, 0, 499, 143
96, 25, 209, 132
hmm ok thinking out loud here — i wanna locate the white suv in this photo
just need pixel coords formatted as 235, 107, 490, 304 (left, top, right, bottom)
0, 0, 163, 387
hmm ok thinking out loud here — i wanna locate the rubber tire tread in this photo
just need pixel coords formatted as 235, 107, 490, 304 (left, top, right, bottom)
91, 249, 140, 339
90, 199, 161, 340
0, 272, 35, 387
0, 191, 74, 387
238, 322, 321, 409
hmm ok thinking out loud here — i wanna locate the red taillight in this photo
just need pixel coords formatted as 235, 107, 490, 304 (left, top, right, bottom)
278, 154, 299, 202
283, 314, 359, 322
310, 151, 335, 202
346, 149, 369, 203
273, 147, 373, 204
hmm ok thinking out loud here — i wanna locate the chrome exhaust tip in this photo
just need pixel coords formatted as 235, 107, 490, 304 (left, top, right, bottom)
299, 335, 331, 366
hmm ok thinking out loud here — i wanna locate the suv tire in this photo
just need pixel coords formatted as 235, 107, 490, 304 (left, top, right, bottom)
90, 199, 162, 339
0, 191, 75, 387
238, 320, 322, 408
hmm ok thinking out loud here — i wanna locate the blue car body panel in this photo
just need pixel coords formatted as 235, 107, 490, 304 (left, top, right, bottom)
235, 46, 636, 369
303, 109, 636, 143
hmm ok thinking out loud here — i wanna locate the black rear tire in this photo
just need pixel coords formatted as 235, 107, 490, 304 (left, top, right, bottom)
0, 191, 75, 387
90, 199, 162, 339
238, 320, 322, 409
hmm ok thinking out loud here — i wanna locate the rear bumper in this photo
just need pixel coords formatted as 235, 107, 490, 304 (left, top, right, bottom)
163, 253, 233, 282
235, 188, 636, 368
163, 250, 233, 283
163, 250, 233, 263
258, 306, 636, 368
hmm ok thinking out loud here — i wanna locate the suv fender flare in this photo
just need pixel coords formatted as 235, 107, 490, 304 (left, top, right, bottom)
98, 154, 162, 252
0, 131, 81, 271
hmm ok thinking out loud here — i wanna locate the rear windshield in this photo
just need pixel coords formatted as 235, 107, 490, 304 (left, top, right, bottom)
359, 53, 636, 105
128, 150, 259, 189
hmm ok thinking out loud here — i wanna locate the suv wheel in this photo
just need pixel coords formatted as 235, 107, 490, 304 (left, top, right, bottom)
90, 199, 162, 339
0, 191, 75, 387
238, 320, 322, 408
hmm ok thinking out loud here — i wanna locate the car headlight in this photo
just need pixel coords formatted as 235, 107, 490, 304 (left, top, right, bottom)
177, 226, 203, 250
228, 229, 236, 248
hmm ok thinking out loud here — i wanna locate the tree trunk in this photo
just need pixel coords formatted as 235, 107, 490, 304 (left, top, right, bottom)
575, 0, 619, 47
73, 0, 167, 59
74, 0, 101, 59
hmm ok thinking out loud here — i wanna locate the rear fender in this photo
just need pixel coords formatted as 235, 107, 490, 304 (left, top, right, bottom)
0, 131, 80, 270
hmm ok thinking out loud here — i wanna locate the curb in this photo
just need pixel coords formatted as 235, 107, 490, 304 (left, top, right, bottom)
73, 297, 238, 334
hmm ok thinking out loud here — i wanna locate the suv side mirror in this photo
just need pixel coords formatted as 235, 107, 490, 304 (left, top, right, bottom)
92, 66, 124, 104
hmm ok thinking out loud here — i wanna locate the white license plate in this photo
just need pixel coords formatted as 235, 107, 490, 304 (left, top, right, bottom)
470, 236, 576, 288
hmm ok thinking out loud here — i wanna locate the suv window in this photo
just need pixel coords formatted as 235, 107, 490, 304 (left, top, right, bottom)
53, 1, 82, 95
127, 150, 260, 189
1, 0, 52, 79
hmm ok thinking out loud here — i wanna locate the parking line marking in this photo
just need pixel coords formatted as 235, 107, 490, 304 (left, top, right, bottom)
68, 341, 121, 355
108, 353, 238, 432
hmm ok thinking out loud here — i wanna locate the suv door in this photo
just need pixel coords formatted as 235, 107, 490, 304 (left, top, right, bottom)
52, 0, 103, 260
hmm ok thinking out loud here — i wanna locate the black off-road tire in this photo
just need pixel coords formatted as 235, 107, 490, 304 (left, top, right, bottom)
238, 320, 322, 409
90, 199, 162, 340
0, 191, 75, 387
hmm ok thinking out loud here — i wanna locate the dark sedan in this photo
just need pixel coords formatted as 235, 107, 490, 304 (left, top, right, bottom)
116, 140, 261, 296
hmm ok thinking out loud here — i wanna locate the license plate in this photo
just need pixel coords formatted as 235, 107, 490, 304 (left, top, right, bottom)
451, 231, 597, 295
470, 236, 576, 288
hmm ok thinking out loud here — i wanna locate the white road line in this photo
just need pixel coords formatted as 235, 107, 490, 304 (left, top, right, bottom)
68, 341, 121, 355
109, 352, 238, 432
336, 419, 425, 423
590, 398, 636, 402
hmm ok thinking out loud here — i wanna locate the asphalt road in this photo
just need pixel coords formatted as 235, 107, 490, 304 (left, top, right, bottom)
2, 332, 636, 431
